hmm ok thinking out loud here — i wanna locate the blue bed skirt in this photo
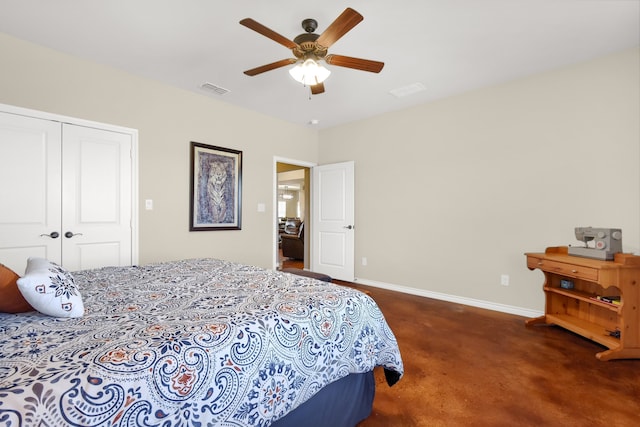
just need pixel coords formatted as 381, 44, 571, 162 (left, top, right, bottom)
272, 370, 376, 427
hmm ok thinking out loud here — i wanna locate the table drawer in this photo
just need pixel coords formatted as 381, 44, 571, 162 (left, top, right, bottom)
527, 257, 599, 281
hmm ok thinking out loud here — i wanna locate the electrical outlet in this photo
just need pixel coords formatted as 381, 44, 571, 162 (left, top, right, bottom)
501, 274, 509, 286
362, 257, 368, 266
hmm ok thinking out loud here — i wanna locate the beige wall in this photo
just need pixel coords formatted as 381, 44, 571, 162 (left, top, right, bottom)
1, 31, 638, 313
319, 47, 640, 312
0, 33, 319, 269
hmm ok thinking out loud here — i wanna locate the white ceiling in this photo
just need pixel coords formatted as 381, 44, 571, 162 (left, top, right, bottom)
0, 1, 638, 129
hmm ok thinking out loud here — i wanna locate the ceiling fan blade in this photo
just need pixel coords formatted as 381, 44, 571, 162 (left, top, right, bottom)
325, 54, 384, 73
310, 82, 325, 95
243, 59, 297, 76
316, 8, 363, 48
239, 18, 298, 49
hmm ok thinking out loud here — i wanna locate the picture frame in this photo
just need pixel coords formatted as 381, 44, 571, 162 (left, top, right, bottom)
189, 141, 242, 231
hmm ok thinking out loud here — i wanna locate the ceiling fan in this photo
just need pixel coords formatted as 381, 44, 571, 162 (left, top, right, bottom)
240, 7, 384, 95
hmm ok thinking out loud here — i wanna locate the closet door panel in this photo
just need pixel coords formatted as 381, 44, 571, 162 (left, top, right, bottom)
0, 112, 62, 272
61, 124, 132, 271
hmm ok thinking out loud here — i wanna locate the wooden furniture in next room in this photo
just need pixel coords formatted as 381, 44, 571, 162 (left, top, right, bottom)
525, 246, 640, 361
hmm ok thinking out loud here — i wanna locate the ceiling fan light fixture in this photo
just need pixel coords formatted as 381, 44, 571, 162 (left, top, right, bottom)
289, 58, 331, 86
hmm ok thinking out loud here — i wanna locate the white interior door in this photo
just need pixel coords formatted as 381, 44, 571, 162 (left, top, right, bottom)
0, 112, 62, 273
62, 124, 133, 271
311, 161, 355, 281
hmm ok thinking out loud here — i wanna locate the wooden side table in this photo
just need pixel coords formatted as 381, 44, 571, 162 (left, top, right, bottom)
525, 246, 640, 360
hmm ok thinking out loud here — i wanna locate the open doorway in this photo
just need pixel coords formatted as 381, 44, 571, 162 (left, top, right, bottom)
276, 162, 310, 270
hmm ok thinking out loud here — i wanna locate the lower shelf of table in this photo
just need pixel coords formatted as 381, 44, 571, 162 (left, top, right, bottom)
526, 313, 619, 349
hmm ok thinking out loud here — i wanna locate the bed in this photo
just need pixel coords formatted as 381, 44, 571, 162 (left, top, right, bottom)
0, 258, 403, 426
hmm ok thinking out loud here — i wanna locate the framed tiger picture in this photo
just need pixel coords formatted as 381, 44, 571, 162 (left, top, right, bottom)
189, 141, 242, 231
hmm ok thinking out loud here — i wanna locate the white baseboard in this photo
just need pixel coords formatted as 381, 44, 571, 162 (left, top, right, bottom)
353, 277, 543, 319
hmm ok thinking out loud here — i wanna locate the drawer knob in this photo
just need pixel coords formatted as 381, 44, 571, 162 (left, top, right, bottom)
572, 269, 578, 273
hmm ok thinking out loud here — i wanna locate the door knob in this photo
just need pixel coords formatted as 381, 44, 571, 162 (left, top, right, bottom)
40, 231, 60, 239
343, 225, 354, 230
64, 231, 83, 238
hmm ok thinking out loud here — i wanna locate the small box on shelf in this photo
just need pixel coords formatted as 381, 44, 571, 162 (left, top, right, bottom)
560, 279, 574, 289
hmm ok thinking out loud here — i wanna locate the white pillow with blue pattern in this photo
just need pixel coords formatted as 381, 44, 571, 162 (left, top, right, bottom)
17, 257, 84, 318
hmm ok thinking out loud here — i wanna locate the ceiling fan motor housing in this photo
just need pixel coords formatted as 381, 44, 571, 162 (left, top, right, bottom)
292, 18, 328, 60
292, 34, 327, 59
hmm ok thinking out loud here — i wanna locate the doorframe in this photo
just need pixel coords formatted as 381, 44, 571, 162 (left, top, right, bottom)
273, 156, 316, 270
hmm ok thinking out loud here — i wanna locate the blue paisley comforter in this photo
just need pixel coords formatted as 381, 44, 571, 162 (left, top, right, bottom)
0, 258, 403, 426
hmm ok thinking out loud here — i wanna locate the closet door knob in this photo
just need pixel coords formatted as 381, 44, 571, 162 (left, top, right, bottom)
64, 231, 83, 238
40, 231, 60, 239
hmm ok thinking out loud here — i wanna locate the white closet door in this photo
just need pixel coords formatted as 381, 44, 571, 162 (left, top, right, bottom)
0, 112, 62, 273
61, 124, 132, 271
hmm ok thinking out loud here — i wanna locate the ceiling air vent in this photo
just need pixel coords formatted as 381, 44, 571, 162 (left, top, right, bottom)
389, 83, 426, 98
200, 82, 230, 96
